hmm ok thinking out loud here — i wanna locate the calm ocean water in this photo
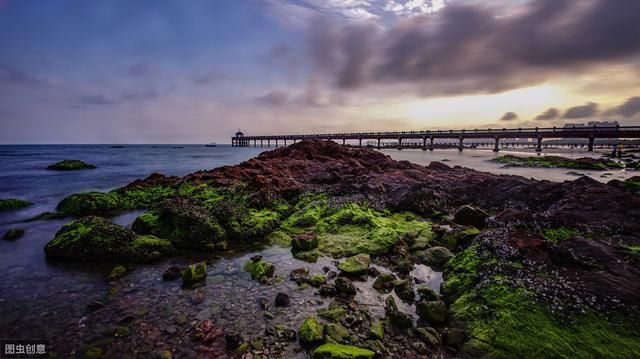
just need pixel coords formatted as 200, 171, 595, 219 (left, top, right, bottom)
0, 143, 634, 348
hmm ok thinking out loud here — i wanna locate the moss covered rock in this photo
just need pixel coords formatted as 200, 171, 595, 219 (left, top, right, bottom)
292, 232, 319, 250
416, 300, 447, 324
57, 192, 122, 216
299, 317, 324, 346
44, 216, 174, 262
324, 323, 350, 343
244, 259, 275, 281
181, 262, 207, 288
47, 159, 96, 170
131, 198, 227, 252
421, 246, 454, 268
108, 265, 127, 280
0, 198, 32, 212
3, 228, 25, 240
337, 254, 370, 275
312, 343, 374, 359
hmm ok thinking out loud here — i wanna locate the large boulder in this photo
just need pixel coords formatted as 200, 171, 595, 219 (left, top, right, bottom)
337, 254, 371, 275
44, 216, 174, 262
134, 198, 227, 251
453, 205, 489, 228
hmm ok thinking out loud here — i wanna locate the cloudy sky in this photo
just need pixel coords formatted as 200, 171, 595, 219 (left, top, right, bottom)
1, 0, 639, 144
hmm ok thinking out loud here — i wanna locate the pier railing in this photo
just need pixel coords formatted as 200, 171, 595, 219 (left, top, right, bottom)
231, 126, 640, 152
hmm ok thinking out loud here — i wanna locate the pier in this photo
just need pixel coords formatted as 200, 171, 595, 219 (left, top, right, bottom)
231, 126, 640, 152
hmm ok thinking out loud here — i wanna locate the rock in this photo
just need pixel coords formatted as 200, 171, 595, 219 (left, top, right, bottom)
244, 259, 275, 281
309, 274, 327, 287
225, 332, 243, 350
421, 246, 454, 268
327, 270, 338, 280
335, 277, 356, 295
337, 254, 371, 275
444, 327, 466, 346
44, 216, 173, 262
290, 268, 310, 284
416, 300, 447, 324
24, 211, 66, 222
275, 292, 290, 307
108, 265, 127, 281
319, 284, 338, 296
389, 254, 413, 274
312, 343, 375, 359
372, 274, 396, 293
114, 326, 130, 337
0, 198, 32, 212
3, 228, 25, 240
47, 159, 96, 170
324, 323, 350, 343
292, 231, 319, 250
369, 321, 384, 340
165, 325, 178, 335
258, 297, 269, 310
86, 301, 104, 313
250, 255, 263, 262
318, 306, 347, 322
163, 266, 182, 280
385, 296, 413, 329
393, 279, 415, 302
84, 347, 102, 359
453, 205, 489, 228
181, 262, 207, 288
417, 286, 439, 301
298, 317, 324, 346
264, 311, 274, 320
416, 327, 441, 346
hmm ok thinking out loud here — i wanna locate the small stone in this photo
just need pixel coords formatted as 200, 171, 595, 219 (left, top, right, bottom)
298, 317, 324, 346
86, 301, 104, 313
162, 266, 182, 281
258, 297, 269, 310
251, 255, 263, 262
319, 284, 338, 296
453, 205, 489, 228
108, 265, 127, 281
165, 325, 178, 335
264, 311, 274, 320
290, 268, 310, 284
416, 327, 440, 346
335, 277, 356, 295
181, 262, 207, 288
415, 300, 447, 324
225, 332, 243, 350
275, 292, 290, 307
337, 254, 371, 275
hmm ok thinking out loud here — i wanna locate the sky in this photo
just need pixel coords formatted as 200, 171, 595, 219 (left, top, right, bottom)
0, 0, 639, 144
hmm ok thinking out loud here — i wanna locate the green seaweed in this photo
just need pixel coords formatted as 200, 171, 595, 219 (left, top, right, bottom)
541, 227, 578, 242
0, 198, 33, 212
312, 343, 375, 359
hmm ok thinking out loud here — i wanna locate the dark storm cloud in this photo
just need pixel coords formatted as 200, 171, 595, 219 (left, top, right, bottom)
535, 108, 559, 121
307, 0, 640, 96
500, 112, 518, 121
608, 96, 640, 118
563, 102, 599, 119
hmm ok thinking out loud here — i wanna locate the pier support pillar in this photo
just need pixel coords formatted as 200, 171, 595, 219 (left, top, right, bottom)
359, 138, 362, 147
275, 139, 278, 147
397, 137, 402, 150
377, 138, 381, 149
458, 137, 464, 151
422, 137, 427, 151
342, 138, 346, 146
429, 137, 434, 151
493, 138, 500, 152
536, 137, 542, 152
588, 136, 594, 152
284, 139, 287, 147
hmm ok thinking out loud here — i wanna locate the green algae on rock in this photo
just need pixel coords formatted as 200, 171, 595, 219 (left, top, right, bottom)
244, 259, 275, 281
337, 253, 370, 275
47, 159, 96, 170
299, 317, 324, 346
108, 265, 127, 281
0, 198, 32, 212
181, 262, 207, 288
492, 154, 624, 170
44, 216, 174, 262
313, 343, 375, 359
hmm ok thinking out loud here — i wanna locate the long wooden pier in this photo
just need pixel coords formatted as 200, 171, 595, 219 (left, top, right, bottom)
231, 126, 640, 152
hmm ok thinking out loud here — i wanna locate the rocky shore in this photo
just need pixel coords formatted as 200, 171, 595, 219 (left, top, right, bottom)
40, 140, 640, 358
